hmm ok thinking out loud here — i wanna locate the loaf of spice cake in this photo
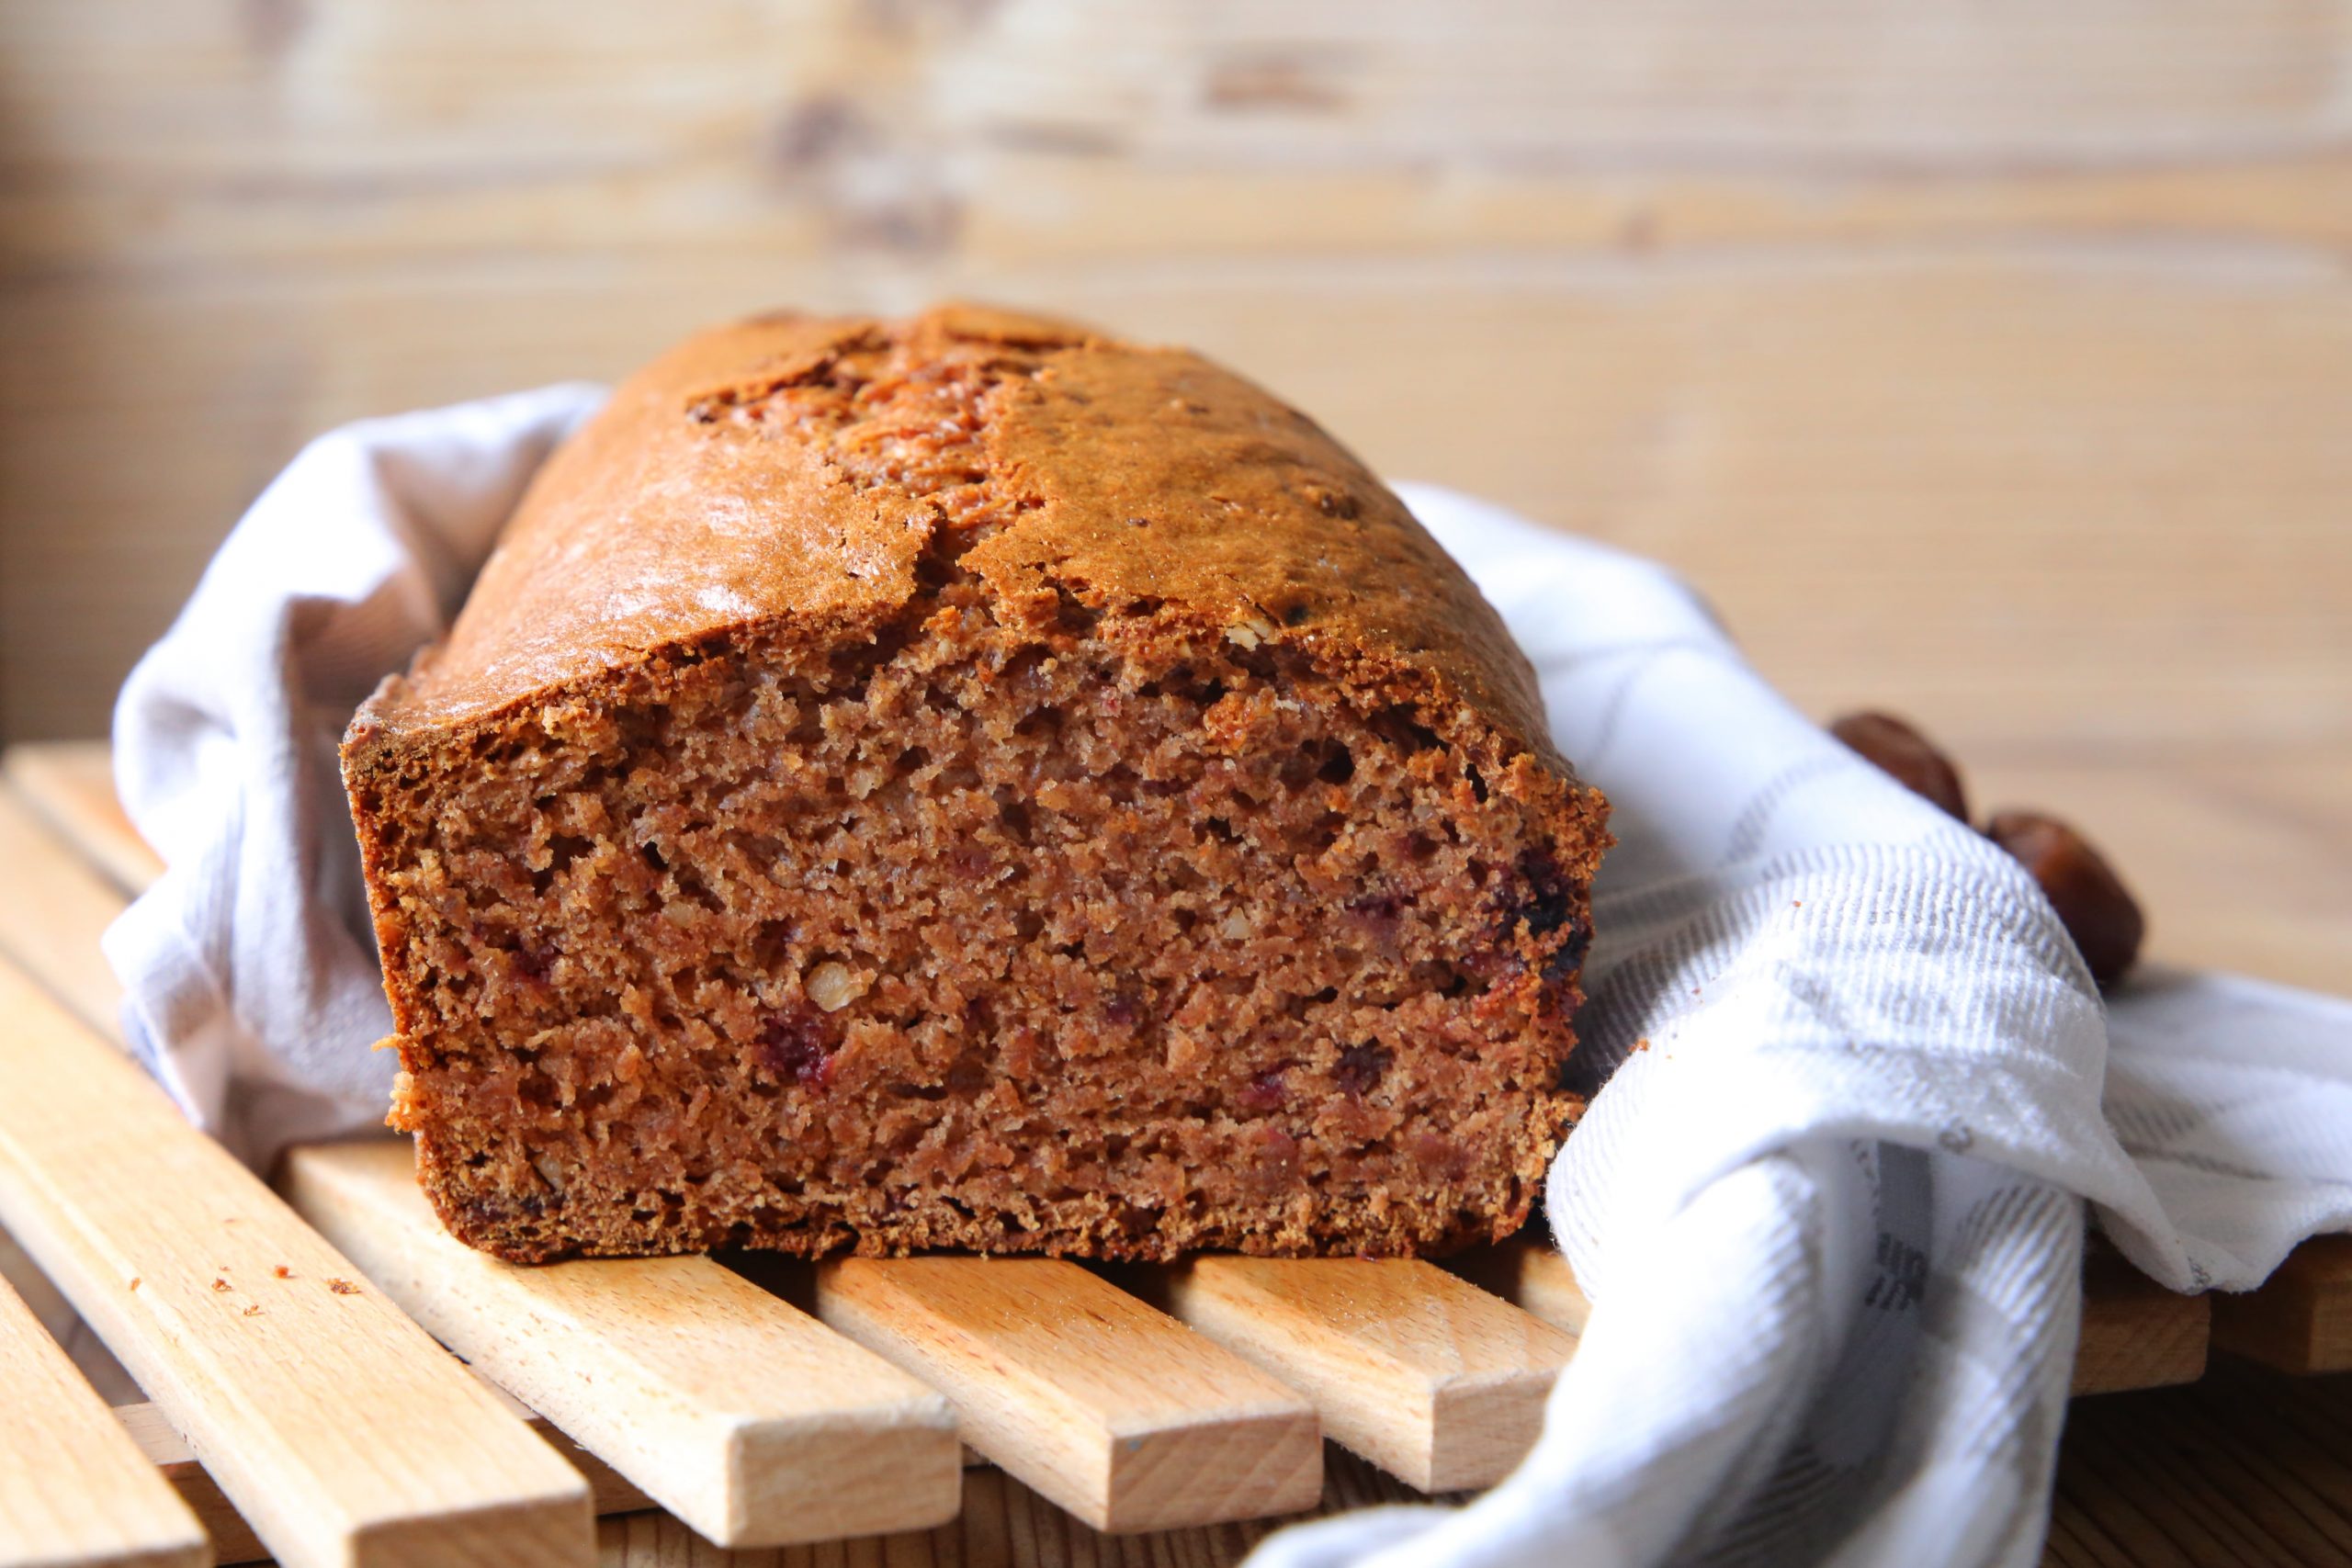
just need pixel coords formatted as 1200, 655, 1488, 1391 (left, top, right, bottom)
342, 303, 1611, 1263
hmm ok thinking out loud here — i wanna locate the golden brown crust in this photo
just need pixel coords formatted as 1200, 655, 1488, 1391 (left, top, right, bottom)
344, 304, 1608, 1264
353, 303, 1559, 774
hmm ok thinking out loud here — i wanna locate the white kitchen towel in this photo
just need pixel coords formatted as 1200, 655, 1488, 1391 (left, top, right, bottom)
1242, 489, 2352, 1568
106, 384, 604, 1161
106, 398, 2352, 1567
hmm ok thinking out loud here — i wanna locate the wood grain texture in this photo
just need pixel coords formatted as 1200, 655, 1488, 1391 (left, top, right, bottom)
115, 1403, 267, 1568
1143, 1258, 1577, 1492
571, 1365, 2352, 1566
2075, 1247, 2211, 1397
1969, 751, 2352, 999
282, 1139, 963, 1548
6, 740, 2347, 1563
1443, 1235, 1593, 1337
2045, 1359, 2352, 1567
2211, 1235, 2352, 1376
0, 1273, 209, 1568
1, 1213, 141, 1405
3, 742, 162, 895
7, 8, 2352, 1551
0, 782, 139, 1035
1461, 1232, 2216, 1399
0, 959, 594, 1568
119, 1380, 658, 1568
592, 1443, 1441, 1568
7, 3, 2352, 755
814, 1258, 1323, 1533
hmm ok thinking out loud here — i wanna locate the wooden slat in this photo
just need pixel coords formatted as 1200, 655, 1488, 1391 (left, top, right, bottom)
2211, 1235, 2352, 1376
813, 1258, 1322, 1533
0, 765, 964, 1544
1142, 1258, 1576, 1493
0, 1273, 209, 1568
0, 958, 593, 1568
0, 744, 2307, 1397
0, 739, 2335, 1555
2, 742, 162, 897
119, 1378, 658, 1568
282, 1139, 962, 1548
1444, 1235, 1592, 1337
464, 1382, 656, 1525
596, 1441, 1434, 1568
1, 1219, 141, 1405
114, 1402, 266, 1568
1464, 1232, 2216, 1397
2075, 1247, 2212, 1395
0, 778, 140, 1036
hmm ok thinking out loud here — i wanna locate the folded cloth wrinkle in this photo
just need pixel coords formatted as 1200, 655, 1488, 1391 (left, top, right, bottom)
100, 399, 2352, 1567
105, 383, 605, 1164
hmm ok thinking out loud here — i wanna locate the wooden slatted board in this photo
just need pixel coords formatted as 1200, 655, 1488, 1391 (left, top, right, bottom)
281, 1141, 966, 1548
0, 739, 2340, 1567
0, 1269, 209, 1568
0, 931, 595, 1568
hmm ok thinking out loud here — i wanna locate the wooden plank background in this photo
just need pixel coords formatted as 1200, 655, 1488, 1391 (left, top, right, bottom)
3, 1, 2349, 780
2, 7, 2350, 1562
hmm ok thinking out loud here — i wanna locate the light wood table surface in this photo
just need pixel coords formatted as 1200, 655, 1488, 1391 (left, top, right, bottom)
2, 4, 2347, 1562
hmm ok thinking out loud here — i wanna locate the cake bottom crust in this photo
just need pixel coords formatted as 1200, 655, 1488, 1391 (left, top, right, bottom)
413, 1089, 1578, 1264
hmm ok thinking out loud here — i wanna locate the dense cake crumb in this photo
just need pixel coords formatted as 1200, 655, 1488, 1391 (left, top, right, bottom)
345, 304, 1609, 1263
